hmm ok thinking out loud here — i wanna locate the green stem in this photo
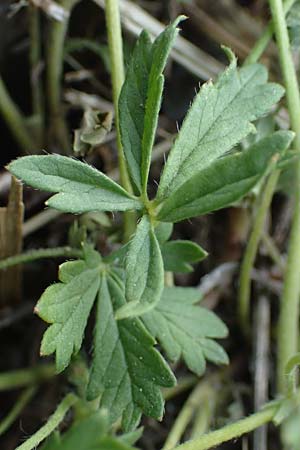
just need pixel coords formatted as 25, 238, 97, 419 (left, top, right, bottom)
0, 365, 56, 391
262, 231, 285, 271
29, 5, 44, 145
237, 0, 296, 332
238, 170, 280, 332
15, 393, 78, 450
47, 0, 79, 152
104, 0, 135, 241
162, 381, 214, 450
172, 405, 277, 450
190, 391, 216, 439
0, 247, 83, 270
0, 77, 36, 153
268, 0, 300, 394
244, 0, 297, 65
0, 387, 37, 436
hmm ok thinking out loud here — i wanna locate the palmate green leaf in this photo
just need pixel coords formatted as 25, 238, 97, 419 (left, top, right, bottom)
115, 215, 164, 320
87, 273, 175, 432
157, 131, 294, 223
157, 51, 285, 200
161, 240, 208, 273
8, 155, 142, 214
142, 287, 229, 376
119, 17, 184, 192
35, 247, 102, 372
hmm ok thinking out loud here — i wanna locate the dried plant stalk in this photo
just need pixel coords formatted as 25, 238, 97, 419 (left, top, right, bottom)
0, 177, 24, 306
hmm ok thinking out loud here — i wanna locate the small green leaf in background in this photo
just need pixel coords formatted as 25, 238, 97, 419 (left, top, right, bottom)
119, 17, 184, 192
157, 131, 294, 223
276, 151, 300, 171
142, 287, 229, 376
272, 397, 299, 426
154, 222, 173, 245
161, 240, 207, 272
36, 247, 102, 372
8, 155, 142, 214
118, 428, 144, 447
40, 410, 137, 450
74, 109, 113, 156
40, 411, 108, 450
241, 116, 275, 150
281, 406, 300, 450
116, 215, 164, 319
40, 433, 61, 450
157, 51, 285, 200
287, 1, 300, 48
98, 437, 138, 450
87, 273, 176, 431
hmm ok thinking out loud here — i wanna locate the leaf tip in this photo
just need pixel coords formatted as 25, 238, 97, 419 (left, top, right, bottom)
221, 45, 237, 65
5, 160, 18, 177
175, 14, 188, 25
286, 130, 296, 143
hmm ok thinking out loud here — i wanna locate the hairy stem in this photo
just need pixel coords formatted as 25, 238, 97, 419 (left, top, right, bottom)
244, 0, 297, 65
15, 393, 78, 450
162, 381, 213, 450
238, 170, 280, 332
104, 0, 135, 241
0, 77, 35, 153
268, 0, 300, 394
0, 365, 56, 391
190, 390, 217, 439
172, 405, 277, 450
0, 387, 37, 436
47, 0, 79, 152
0, 247, 83, 270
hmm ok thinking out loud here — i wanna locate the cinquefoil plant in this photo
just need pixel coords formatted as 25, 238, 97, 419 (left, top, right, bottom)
7, 15, 293, 438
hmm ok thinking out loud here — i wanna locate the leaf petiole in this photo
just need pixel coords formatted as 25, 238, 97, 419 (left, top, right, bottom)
0, 247, 83, 270
15, 393, 78, 450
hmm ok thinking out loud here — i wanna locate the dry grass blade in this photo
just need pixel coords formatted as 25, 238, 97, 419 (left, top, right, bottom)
253, 296, 270, 450
0, 177, 24, 306
183, 3, 252, 59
